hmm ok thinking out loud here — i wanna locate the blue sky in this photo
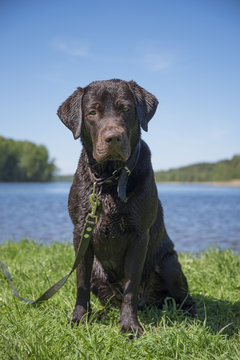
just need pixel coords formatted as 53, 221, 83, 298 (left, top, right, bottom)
1, 0, 239, 174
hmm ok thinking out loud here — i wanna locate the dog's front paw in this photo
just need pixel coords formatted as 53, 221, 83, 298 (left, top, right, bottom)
71, 305, 91, 326
119, 315, 143, 337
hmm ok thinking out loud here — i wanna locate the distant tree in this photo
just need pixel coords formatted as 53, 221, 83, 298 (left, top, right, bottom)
155, 155, 240, 182
0, 136, 56, 182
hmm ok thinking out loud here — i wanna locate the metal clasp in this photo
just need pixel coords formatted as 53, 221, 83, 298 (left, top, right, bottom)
87, 182, 101, 224
124, 166, 131, 176
112, 166, 131, 179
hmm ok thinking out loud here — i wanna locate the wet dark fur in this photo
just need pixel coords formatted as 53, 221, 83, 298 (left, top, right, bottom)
57, 79, 196, 335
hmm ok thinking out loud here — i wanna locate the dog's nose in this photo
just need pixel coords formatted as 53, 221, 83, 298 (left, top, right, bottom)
104, 131, 123, 145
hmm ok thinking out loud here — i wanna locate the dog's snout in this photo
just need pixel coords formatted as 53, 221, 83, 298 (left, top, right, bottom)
104, 131, 123, 145
94, 124, 130, 162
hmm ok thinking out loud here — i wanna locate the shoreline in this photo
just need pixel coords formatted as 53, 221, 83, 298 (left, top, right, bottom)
156, 179, 240, 187
1, 179, 240, 187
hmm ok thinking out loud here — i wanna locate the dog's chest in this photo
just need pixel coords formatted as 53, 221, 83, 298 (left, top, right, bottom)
92, 194, 133, 261
95, 194, 131, 237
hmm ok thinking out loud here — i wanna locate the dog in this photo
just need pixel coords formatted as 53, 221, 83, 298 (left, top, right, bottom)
57, 79, 196, 335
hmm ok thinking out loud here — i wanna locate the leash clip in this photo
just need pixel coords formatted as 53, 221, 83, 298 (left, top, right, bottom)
124, 166, 131, 176
112, 166, 131, 179
88, 182, 101, 223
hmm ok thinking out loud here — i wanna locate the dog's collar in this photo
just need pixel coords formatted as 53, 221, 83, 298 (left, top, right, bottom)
91, 142, 141, 202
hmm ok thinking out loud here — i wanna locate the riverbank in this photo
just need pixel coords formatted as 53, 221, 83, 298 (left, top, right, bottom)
198, 180, 240, 187
156, 179, 240, 187
53, 175, 240, 187
0, 240, 239, 359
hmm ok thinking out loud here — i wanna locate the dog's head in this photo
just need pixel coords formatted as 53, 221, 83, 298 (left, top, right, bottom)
57, 79, 158, 164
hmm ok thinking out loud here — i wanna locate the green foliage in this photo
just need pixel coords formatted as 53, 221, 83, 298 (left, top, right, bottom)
0, 136, 56, 182
155, 155, 240, 182
0, 240, 240, 359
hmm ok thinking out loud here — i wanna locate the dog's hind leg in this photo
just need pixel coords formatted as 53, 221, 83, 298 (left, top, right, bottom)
155, 252, 196, 316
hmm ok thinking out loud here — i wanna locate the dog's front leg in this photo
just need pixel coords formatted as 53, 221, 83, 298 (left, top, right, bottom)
119, 232, 149, 336
72, 231, 94, 325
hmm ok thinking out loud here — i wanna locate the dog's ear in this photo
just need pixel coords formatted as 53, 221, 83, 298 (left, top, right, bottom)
57, 87, 84, 139
128, 80, 158, 132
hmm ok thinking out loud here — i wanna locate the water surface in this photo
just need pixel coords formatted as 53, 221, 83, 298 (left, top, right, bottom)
0, 182, 239, 252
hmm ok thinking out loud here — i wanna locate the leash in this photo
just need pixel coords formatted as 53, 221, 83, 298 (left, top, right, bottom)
0, 182, 100, 304
0, 143, 141, 304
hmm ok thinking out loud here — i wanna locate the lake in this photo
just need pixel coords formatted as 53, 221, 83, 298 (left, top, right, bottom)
0, 182, 239, 253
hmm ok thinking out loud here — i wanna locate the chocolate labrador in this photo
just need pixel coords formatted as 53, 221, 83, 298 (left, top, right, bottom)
57, 79, 196, 335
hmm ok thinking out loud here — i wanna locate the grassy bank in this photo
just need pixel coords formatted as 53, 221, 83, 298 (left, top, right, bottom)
0, 240, 239, 359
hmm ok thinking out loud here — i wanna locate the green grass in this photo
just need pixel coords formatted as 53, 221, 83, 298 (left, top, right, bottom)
0, 240, 239, 360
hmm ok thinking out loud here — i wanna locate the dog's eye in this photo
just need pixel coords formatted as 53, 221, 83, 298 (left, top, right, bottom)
89, 110, 97, 116
122, 106, 130, 112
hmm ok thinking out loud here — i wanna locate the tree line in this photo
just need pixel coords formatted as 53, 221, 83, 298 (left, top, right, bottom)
0, 136, 56, 182
2, 135, 238, 183
155, 154, 240, 182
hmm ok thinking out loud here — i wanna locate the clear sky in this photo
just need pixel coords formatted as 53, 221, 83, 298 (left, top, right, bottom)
1, 0, 239, 174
